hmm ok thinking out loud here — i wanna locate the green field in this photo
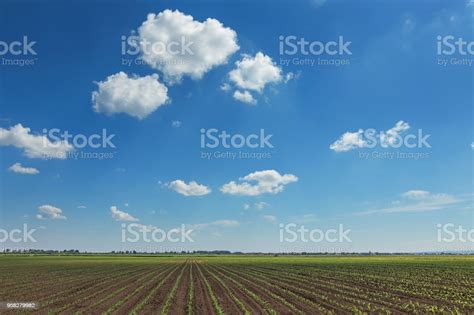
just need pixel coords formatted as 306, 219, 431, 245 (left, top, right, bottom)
0, 255, 473, 314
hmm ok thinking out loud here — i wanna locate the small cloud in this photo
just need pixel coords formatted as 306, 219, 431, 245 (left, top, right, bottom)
401, 190, 430, 200
329, 129, 367, 152
233, 90, 256, 105
167, 180, 211, 196
172, 120, 182, 128
330, 121, 410, 152
255, 201, 269, 210
37, 205, 66, 220
220, 83, 231, 92
8, 163, 39, 175
243, 203, 250, 210
110, 206, 138, 222
292, 213, 318, 223
221, 170, 298, 196
262, 215, 277, 224
0, 124, 73, 159
357, 191, 466, 215
226, 52, 291, 105
189, 220, 240, 230
77, 205, 87, 209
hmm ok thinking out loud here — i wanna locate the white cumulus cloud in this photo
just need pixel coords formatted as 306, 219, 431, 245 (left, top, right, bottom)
221, 170, 298, 196
137, 9, 239, 83
0, 124, 73, 159
92, 72, 169, 119
380, 121, 410, 147
229, 52, 283, 92
110, 206, 139, 222
330, 121, 411, 152
8, 162, 39, 175
168, 180, 211, 196
233, 90, 256, 105
329, 129, 367, 152
37, 205, 66, 220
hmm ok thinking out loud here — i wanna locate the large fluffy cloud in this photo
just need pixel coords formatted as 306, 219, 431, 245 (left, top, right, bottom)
0, 124, 73, 159
37, 205, 66, 220
167, 180, 211, 196
110, 206, 139, 222
220, 170, 298, 196
8, 162, 39, 175
137, 10, 239, 83
229, 52, 283, 92
92, 72, 169, 119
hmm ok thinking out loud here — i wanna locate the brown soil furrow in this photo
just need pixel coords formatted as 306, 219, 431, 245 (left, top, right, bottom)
55, 266, 163, 314
191, 260, 216, 315
29, 269, 148, 312
246, 265, 446, 313
167, 261, 191, 315
243, 265, 401, 312
214, 264, 338, 314
210, 264, 296, 314
199, 263, 247, 314
138, 261, 189, 314
82, 264, 177, 314
3, 267, 133, 302
205, 264, 267, 314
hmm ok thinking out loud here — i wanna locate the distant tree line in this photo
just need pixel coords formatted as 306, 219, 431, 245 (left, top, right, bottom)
1, 248, 472, 255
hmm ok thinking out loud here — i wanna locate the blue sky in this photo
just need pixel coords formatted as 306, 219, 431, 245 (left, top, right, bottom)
0, 0, 472, 253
